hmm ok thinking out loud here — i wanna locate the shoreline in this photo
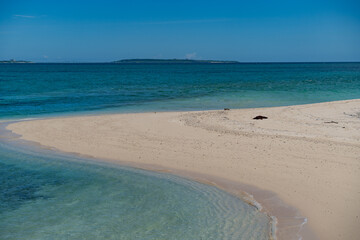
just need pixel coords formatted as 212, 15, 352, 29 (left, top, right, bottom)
0, 122, 284, 239
0, 122, 303, 240
6, 99, 360, 240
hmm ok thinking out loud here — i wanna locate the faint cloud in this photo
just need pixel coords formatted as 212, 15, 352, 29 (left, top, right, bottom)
13, 14, 36, 18
13, 14, 46, 19
153, 54, 164, 59
43, 55, 48, 59
138, 18, 233, 25
185, 52, 197, 60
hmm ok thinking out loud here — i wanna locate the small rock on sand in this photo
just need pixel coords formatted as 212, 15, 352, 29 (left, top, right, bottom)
253, 115, 268, 120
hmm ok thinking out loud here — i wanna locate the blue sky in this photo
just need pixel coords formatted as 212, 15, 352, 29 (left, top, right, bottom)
0, 0, 359, 62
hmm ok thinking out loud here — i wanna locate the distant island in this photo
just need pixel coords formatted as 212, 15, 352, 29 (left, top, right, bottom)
0, 59, 32, 63
112, 59, 239, 64
0, 59, 239, 64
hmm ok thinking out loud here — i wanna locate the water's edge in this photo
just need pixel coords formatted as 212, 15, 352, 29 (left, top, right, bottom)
1, 118, 316, 240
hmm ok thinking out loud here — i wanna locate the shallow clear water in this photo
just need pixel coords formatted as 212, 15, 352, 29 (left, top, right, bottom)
0, 132, 270, 240
1, 63, 359, 119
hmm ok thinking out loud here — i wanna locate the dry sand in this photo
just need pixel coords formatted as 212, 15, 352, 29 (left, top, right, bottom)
7, 99, 360, 240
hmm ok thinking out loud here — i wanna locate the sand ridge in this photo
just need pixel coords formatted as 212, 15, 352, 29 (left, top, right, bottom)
7, 99, 360, 240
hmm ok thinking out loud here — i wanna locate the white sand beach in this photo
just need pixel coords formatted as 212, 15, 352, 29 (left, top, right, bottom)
7, 99, 360, 240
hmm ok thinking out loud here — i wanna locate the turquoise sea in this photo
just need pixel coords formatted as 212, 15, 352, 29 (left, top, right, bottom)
1, 63, 360, 239
1, 63, 360, 119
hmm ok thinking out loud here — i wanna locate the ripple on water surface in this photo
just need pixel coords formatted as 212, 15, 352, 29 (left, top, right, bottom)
0, 139, 270, 240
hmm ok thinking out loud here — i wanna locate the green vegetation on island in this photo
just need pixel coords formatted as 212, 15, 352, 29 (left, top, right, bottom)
112, 59, 239, 64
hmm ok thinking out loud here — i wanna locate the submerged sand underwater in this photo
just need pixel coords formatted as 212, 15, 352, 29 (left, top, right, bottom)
0, 129, 271, 240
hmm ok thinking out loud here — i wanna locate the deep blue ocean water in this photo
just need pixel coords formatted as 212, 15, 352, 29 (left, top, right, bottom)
0, 63, 359, 239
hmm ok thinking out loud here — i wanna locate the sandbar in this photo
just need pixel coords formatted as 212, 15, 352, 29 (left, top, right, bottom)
7, 99, 360, 239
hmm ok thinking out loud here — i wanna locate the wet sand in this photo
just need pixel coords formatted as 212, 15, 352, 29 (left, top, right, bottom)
7, 99, 360, 240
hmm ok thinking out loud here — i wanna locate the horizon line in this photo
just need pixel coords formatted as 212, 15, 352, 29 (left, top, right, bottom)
2, 61, 359, 64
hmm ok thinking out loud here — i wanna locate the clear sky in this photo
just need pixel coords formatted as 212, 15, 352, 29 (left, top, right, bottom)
0, 0, 359, 62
